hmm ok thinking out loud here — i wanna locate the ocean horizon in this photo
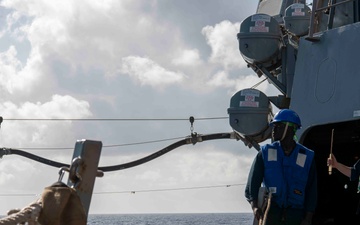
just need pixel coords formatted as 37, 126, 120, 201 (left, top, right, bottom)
1, 212, 254, 224
87, 213, 253, 225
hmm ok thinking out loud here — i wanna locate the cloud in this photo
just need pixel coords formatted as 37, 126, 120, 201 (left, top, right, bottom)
0, 158, 38, 187
0, 46, 22, 93
1, 0, 247, 95
0, 95, 91, 147
172, 49, 203, 66
202, 20, 247, 70
135, 170, 162, 182
0, 0, 262, 215
207, 70, 271, 95
99, 143, 253, 188
0, 45, 54, 98
0, 0, 185, 75
90, 143, 256, 213
120, 56, 186, 89
173, 146, 247, 183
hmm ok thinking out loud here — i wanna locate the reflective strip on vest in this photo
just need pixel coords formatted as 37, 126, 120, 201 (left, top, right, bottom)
268, 148, 277, 161
296, 153, 307, 167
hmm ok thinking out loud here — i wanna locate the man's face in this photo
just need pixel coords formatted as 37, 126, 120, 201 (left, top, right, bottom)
272, 122, 286, 141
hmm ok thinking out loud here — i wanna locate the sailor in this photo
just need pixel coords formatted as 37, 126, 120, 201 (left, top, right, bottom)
245, 109, 317, 225
327, 153, 360, 195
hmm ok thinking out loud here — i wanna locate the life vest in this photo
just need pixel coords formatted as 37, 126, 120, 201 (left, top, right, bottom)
261, 141, 314, 209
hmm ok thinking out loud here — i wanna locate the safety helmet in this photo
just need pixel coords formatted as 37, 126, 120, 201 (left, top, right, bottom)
270, 109, 302, 129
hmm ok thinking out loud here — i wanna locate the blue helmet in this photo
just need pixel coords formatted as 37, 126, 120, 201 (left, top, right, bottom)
270, 109, 302, 129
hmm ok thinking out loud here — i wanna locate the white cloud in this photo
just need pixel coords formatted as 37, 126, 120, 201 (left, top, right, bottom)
89, 143, 256, 213
174, 147, 245, 183
0, 0, 262, 215
1, 0, 184, 78
0, 158, 38, 186
207, 70, 270, 95
172, 49, 203, 66
0, 45, 53, 98
120, 56, 185, 88
135, 170, 161, 182
0, 95, 91, 147
0, 9, 50, 97
207, 70, 235, 88
0, 46, 23, 93
202, 20, 247, 70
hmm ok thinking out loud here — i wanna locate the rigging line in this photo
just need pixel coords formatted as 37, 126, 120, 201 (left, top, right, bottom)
251, 78, 267, 89
103, 136, 184, 148
13, 136, 186, 150
0, 184, 245, 197
3, 116, 228, 122
93, 183, 246, 194
0, 183, 246, 197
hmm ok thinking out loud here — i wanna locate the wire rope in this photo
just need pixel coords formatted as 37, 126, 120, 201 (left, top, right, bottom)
1, 115, 229, 151
16, 136, 186, 150
0, 183, 246, 197
3, 116, 228, 122
250, 78, 267, 89
93, 183, 246, 194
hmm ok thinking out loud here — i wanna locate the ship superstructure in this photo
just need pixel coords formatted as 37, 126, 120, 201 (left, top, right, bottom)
229, 0, 360, 224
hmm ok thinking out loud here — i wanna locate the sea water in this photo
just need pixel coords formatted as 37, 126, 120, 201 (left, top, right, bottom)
87, 213, 253, 225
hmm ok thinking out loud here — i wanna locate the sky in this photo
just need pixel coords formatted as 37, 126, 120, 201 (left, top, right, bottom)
0, 0, 289, 215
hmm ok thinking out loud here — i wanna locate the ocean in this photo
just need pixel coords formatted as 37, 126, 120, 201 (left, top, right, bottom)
87, 213, 253, 225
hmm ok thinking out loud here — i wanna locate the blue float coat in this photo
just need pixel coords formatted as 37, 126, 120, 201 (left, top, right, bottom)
245, 141, 317, 213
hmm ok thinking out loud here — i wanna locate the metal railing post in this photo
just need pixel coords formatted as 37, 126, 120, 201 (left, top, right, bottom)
67, 139, 103, 218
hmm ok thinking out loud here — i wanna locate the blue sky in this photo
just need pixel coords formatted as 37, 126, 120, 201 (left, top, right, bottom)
0, 0, 284, 214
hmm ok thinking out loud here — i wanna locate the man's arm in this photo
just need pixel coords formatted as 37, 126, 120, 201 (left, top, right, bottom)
245, 151, 264, 202
328, 153, 351, 178
245, 151, 265, 220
